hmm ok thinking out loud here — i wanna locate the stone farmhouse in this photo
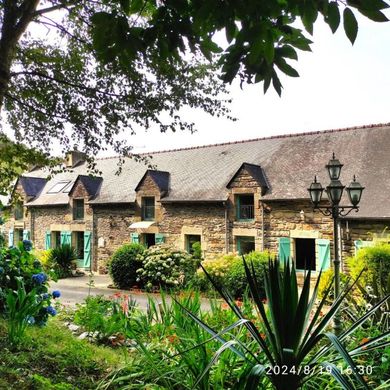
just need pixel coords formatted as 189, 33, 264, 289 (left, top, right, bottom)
1, 124, 389, 274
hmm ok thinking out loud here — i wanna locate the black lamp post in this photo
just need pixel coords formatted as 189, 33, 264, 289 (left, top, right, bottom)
308, 153, 364, 334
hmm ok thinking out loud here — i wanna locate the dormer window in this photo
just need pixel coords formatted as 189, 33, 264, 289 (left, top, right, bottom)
236, 194, 255, 221
14, 203, 23, 220
142, 197, 155, 221
73, 199, 84, 220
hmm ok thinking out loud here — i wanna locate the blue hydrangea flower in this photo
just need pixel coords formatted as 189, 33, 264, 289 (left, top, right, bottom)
41, 293, 50, 300
26, 315, 35, 325
52, 290, 61, 299
32, 272, 47, 285
23, 240, 33, 251
46, 306, 57, 316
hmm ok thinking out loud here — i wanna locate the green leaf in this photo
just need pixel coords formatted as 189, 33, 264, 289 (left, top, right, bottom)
327, 2, 341, 33
276, 45, 298, 60
302, 1, 318, 35
119, 0, 130, 14
275, 58, 299, 77
343, 8, 359, 44
358, 8, 389, 22
129, 0, 145, 14
358, 0, 389, 10
226, 22, 237, 43
264, 31, 275, 64
319, 362, 355, 389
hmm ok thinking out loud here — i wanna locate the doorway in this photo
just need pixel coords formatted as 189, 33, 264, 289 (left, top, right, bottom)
144, 233, 156, 248
295, 238, 316, 270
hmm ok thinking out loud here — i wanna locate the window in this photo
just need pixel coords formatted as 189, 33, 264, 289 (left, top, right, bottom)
142, 233, 155, 248
142, 197, 155, 221
14, 229, 23, 245
186, 234, 201, 254
14, 203, 23, 220
74, 231, 84, 259
236, 194, 255, 220
73, 199, 84, 220
47, 181, 71, 194
51, 231, 61, 248
236, 236, 255, 255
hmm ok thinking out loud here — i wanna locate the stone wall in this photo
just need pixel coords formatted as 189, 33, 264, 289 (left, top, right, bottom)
93, 205, 135, 273
159, 202, 226, 259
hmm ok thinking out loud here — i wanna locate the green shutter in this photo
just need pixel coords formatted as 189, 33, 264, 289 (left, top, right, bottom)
155, 233, 165, 244
8, 230, 14, 247
61, 231, 72, 246
23, 229, 30, 241
278, 237, 291, 264
354, 240, 374, 256
84, 231, 92, 268
317, 239, 331, 270
130, 233, 139, 244
45, 231, 51, 249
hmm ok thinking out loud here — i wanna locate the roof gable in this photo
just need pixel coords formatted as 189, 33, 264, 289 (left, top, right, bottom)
226, 163, 269, 194
17, 176, 46, 198
135, 170, 170, 195
69, 175, 102, 199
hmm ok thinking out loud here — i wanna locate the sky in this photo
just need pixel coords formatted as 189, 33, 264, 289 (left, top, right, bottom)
127, 13, 390, 154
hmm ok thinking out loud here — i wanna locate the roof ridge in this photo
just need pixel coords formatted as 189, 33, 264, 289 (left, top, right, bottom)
95, 122, 390, 159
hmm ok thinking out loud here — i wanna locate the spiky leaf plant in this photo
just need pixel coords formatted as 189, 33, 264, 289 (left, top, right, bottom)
176, 259, 390, 390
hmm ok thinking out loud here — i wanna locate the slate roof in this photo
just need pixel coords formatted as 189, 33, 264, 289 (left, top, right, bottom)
19, 177, 47, 197
23, 124, 390, 219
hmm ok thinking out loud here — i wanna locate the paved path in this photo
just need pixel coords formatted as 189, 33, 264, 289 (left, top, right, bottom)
50, 274, 212, 311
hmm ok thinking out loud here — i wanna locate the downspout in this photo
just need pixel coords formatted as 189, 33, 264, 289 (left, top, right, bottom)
261, 201, 265, 251
223, 201, 229, 253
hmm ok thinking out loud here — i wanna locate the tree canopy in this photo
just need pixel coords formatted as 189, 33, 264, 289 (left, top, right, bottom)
0, 0, 388, 195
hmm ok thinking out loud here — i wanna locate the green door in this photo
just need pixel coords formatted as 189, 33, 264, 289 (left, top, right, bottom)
8, 230, 14, 247
317, 239, 331, 270
60, 231, 72, 246
23, 229, 30, 241
131, 233, 139, 244
45, 231, 51, 250
155, 233, 165, 244
84, 231, 92, 269
278, 237, 291, 264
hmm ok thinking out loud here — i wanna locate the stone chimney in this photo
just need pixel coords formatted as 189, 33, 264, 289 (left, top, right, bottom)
65, 150, 87, 168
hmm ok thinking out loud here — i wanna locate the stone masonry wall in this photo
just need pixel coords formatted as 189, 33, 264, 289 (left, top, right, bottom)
93, 205, 135, 273
159, 202, 226, 259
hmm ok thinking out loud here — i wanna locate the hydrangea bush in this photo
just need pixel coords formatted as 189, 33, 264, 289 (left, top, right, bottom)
0, 241, 59, 326
136, 244, 199, 291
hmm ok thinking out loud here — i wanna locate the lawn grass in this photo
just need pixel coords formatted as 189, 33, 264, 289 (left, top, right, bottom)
0, 318, 124, 390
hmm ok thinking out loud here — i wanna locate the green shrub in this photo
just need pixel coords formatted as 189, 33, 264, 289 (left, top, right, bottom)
136, 244, 198, 291
196, 251, 270, 298
48, 244, 77, 278
0, 242, 58, 331
191, 241, 202, 260
108, 243, 145, 289
317, 267, 348, 300
348, 243, 390, 297
225, 251, 270, 298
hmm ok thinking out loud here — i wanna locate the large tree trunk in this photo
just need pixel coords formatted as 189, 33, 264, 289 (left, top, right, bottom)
0, 0, 41, 111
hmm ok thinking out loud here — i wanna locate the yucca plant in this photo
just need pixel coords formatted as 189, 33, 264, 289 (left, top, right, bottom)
176, 258, 390, 389
48, 244, 77, 277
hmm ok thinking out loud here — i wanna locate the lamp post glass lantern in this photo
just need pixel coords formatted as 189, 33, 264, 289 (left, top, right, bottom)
308, 154, 364, 334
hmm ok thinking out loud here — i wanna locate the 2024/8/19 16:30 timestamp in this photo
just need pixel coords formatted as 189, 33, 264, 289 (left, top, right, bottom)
265, 365, 373, 376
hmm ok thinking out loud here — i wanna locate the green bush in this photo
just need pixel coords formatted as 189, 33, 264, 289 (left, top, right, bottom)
109, 243, 145, 289
0, 241, 57, 328
48, 244, 77, 278
136, 244, 198, 291
348, 243, 390, 297
196, 251, 270, 298
317, 267, 348, 301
